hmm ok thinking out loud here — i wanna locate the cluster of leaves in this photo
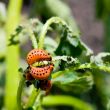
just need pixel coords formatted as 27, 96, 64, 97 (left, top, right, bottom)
8, 16, 110, 110
1, 0, 110, 110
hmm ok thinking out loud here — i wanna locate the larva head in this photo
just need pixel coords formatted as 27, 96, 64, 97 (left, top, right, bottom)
29, 64, 54, 80
26, 49, 52, 65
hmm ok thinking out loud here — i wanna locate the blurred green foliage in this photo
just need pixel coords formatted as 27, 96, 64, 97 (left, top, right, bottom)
0, 0, 110, 110
96, 0, 110, 52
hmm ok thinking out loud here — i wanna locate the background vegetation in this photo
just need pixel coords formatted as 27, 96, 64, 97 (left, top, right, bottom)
0, 0, 110, 110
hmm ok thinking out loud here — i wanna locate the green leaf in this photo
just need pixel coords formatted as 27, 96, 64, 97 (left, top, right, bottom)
42, 95, 94, 110
44, 37, 57, 54
55, 24, 93, 57
90, 52, 110, 66
55, 28, 82, 57
89, 52, 110, 73
66, 34, 79, 47
52, 70, 94, 93
79, 41, 93, 56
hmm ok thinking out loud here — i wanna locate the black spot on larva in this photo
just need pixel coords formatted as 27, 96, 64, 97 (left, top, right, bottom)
37, 74, 38, 75
40, 74, 41, 76
44, 68, 46, 71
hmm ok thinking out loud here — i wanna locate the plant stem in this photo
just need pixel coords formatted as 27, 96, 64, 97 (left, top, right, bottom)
5, 0, 22, 110
42, 95, 94, 110
17, 76, 25, 110
26, 20, 38, 48
25, 88, 40, 109
38, 17, 71, 49
28, 29, 38, 49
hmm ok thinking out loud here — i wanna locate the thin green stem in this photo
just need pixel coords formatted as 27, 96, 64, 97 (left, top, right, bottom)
25, 88, 40, 109
42, 95, 94, 110
28, 29, 38, 49
17, 76, 25, 110
26, 20, 38, 48
35, 92, 45, 110
38, 17, 70, 49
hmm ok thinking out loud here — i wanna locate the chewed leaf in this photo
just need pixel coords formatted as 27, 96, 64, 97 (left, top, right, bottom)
52, 56, 79, 64
52, 70, 94, 93
8, 25, 23, 46
55, 20, 93, 57
90, 52, 110, 66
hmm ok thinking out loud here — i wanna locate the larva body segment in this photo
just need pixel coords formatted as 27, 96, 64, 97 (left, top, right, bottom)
26, 49, 52, 65
25, 72, 34, 81
39, 80, 52, 91
29, 64, 54, 80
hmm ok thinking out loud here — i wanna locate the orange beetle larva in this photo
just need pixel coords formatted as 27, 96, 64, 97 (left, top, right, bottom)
29, 64, 54, 80
26, 49, 52, 65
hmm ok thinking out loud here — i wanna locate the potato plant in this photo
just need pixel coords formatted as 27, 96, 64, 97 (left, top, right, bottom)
7, 17, 110, 110
1, 0, 110, 110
